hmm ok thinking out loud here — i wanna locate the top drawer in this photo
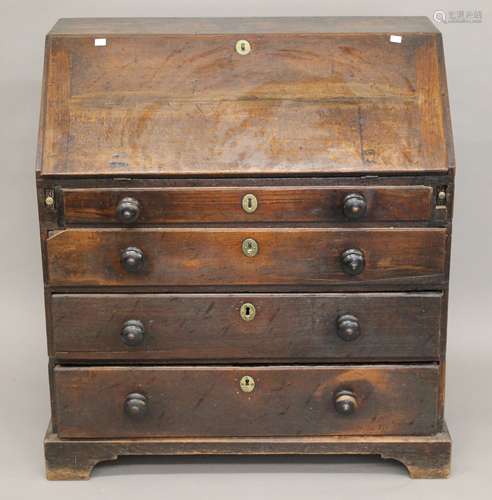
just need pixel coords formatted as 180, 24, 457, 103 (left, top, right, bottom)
61, 186, 434, 225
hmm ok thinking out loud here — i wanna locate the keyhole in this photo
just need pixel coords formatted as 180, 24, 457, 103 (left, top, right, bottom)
240, 302, 256, 321
235, 39, 251, 55
242, 238, 258, 257
240, 375, 255, 393
241, 194, 258, 214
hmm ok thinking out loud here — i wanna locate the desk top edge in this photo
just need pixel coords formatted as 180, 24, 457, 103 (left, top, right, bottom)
49, 17, 440, 36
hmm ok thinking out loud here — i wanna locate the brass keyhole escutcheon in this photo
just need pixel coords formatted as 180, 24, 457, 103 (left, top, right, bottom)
242, 238, 259, 257
242, 193, 258, 214
235, 39, 251, 55
240, 375, 255, 393
240, 302, 256, 321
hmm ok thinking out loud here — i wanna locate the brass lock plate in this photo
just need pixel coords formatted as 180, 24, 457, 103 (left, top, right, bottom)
241, 193, 258, 214
240, 302, 256, 321
242, 238, 259, 257
240, 375, 255, 393
44, 189, 55, 208
235, 39, 251, 55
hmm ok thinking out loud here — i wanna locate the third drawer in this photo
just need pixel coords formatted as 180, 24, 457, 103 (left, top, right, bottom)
50, 292, 443, 361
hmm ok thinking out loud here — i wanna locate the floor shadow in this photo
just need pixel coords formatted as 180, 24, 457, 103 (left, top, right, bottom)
93, 454, 407, 478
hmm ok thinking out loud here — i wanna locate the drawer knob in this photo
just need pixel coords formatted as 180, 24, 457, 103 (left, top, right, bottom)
124, 393, 148, 418
343, 193, 367, 220
340, 248, 365, 275
336, 314, 361, 341
334, 390, 358, 416
121, 246, 145, 272
121, 319, 145, 346
117, 197, 141, 224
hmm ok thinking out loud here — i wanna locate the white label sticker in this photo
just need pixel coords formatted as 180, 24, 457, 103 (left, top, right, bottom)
94, 38, 107, 47
390, 35, 402, 44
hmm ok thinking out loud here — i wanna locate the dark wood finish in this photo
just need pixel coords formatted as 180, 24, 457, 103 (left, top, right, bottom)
40, 175, 452, 231
45, 421, 451, 480
36, 17, 455, 480
46, 228, 447, 287
61, 186, 434, 225
38, 22, 451, 177
50, 17, 440, 35
50, 292, 443, 361
120, 320, 145, 347
53, 365, 440, 438
116, 197, 141, 224
124, 393, 148, 418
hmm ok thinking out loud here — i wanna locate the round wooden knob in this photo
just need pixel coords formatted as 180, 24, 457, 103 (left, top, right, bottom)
121, 246, 144, 272
334, 390, 358, 416
340, 248, 365, 275
124, 393, 148, 418
336, 314, 361, 341
121, 320, 145, 346
343, 193, 367, 220
117, 197, 141, 224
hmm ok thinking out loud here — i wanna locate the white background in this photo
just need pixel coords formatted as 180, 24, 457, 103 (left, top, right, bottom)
1, 1, 491, 498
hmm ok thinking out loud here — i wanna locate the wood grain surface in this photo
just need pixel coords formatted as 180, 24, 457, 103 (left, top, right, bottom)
39, 31, 451, 176
46, 228, 447, 287
53, 365, 440, 438
44, 421, 452, 480
36, 17, 455, 480
50, 292, 443, 361
62, 186, 434, 225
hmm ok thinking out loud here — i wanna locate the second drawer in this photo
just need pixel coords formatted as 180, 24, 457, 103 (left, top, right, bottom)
50, 292, 442, 361
46, 228, 447, 287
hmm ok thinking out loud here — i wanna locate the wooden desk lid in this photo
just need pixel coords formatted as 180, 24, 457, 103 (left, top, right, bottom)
37, 17, 453, 177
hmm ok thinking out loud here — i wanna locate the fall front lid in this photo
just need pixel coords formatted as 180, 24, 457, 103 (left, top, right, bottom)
38, 17, 453, 176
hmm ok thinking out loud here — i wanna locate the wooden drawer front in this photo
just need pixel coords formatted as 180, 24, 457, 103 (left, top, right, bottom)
51, 293, 442, 361
46, 228, 447, 287
62, 186, 434, 225
54, 365, 439, 438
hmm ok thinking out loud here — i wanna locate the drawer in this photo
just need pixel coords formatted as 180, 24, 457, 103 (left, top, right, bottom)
61, 186, 434, 225
51, 293, 443, 361
53, 365, 440, 438
46, 228, 447, 287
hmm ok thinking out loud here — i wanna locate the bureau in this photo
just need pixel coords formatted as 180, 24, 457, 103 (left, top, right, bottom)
37, 17, 454, 479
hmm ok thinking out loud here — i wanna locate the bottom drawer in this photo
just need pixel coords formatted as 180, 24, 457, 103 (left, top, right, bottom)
54, 365, 439, 438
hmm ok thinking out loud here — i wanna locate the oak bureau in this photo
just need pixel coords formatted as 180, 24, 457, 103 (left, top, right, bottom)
37, 17, 454, 479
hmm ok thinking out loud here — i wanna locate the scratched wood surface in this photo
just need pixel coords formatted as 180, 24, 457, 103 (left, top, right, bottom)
46, 227, 447, 287
61, 186, 434, 225
44, 422, 452, 480
36, 17, 455, 480
50, 292, 443, 361
38, 23, 451, 176
53, 365, 440, 438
